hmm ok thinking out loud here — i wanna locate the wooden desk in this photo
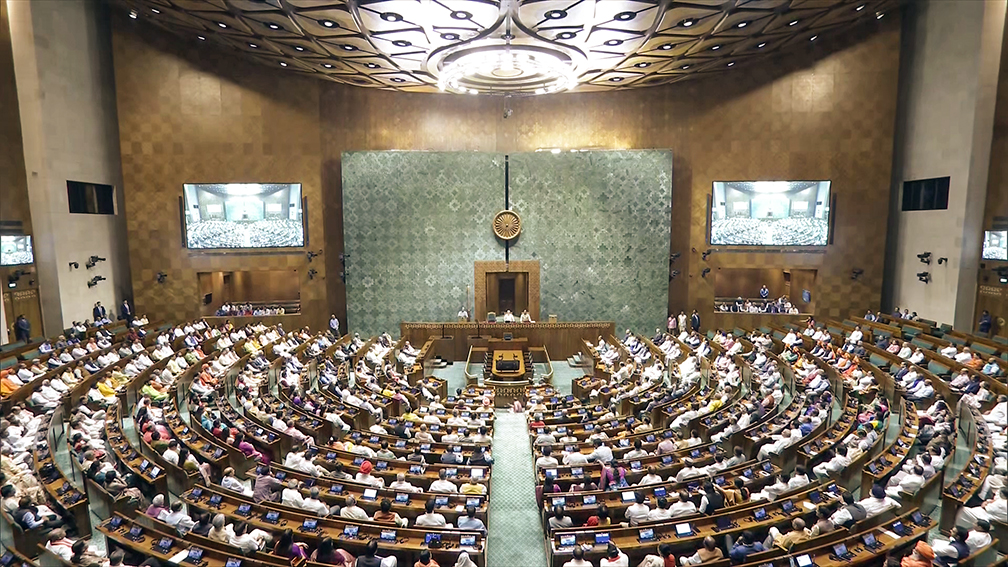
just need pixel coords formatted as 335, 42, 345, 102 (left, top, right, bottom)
181, 485, 488, 567
487, 337, 528, 351
0, 544, 39, 567
400, 322, 616, 360
99, 513, 290, 567
490, 350, 526, 381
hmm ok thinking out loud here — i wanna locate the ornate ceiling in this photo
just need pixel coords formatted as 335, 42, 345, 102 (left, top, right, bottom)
114, 0, 899, 93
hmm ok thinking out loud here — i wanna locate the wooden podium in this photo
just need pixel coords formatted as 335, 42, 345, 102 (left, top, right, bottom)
490, 350, 527, 381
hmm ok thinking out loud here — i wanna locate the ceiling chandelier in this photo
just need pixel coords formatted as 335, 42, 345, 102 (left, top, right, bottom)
435, 8, 578, 96
113, 0, 902, 93
437, 46, 578, 95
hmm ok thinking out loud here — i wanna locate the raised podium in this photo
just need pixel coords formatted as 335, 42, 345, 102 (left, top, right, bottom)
491, 350, 526, 380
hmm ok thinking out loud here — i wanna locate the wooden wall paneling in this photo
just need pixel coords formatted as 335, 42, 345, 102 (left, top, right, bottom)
111, 15, 901, 334
110, 14, 325, 332
0, 0, 30, 232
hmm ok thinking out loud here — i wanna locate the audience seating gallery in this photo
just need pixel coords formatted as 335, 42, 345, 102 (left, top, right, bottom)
3, 310, 1008, 567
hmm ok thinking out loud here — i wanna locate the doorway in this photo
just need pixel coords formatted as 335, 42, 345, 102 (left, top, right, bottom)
474, 260, 541, 322
485, 272, 528, 318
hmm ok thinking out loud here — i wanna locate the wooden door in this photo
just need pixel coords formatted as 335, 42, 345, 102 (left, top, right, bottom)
498, 276, 515, 314
3, 288, 43, 341
976, 281, 1007, 337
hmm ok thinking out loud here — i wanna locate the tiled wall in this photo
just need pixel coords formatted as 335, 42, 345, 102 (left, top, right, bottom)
341, 151, 503, 336
509, 151, 672, 332
0, 1, 29, 233
986, 13, 1008, 233
111, 15, 326, 331
113, 15, 901, 334
341, 150, 672, 335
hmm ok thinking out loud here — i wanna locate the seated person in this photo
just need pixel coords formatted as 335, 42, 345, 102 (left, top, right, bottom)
729, 531, 766, 564
764, 518, 808, 550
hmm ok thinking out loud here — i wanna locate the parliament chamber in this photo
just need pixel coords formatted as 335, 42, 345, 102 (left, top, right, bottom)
3, 1, 1008, 567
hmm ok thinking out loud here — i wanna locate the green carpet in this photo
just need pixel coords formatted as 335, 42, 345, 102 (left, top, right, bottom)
489, 410, 549, 567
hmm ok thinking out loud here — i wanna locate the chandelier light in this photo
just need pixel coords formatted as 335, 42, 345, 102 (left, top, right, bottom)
437, 46, 578, 95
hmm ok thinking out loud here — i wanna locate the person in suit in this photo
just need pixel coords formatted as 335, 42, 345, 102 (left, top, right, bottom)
120, 299, 133, 324
690, 310, 701, 332
92, 302, 106, 321
979, 310, 993, 336
14, 315, 30, 343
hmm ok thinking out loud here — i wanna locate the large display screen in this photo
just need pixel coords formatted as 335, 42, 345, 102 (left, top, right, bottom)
0, 235, 33, 266
983, 230, 1008, 260
710, 181, 831, 246
183, 183, 304, 249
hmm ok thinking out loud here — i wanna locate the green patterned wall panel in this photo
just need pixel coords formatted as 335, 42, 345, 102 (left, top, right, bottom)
509, 151, 673, 332
342, 151, 504, 336
342, 150, 671, 336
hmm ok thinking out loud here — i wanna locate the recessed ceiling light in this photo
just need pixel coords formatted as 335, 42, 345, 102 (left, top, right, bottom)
268, 23, 281, 30
634, 62, 650, 68
295, 46, 304, 51
660, 43, 673, 50
876, 12, 885, 19
604, 39, 623, 46
217, 22, 227, 28
249, 43, 258, 48
391, 77, 405, 82
711, 44, 721, 50
545, 10, 567, 20
681, 65, 690, 70
681, 19, 696, 27
392, 40, 411, 47
789, 20, 799, 26
129, 10, 137, 19
856, 4, 866, 11
451, 11, 472, 20
441, 33, 459, 41
323, 63, 333, 68
320, 20, 335, 28
342, 44, 356, 51
810, 35, 818, 41
381, 12, 402, 22
280, 62, 287, 67
609, 77, 623, 82
727, 61, 735, 67
151, 8, 160, 14
737, 21, 748, 28
615, 12, 635, 21
757, 42, 766, 48
197, 35, 205, 41
557, 32, 576, 40
365, 63, 379, 68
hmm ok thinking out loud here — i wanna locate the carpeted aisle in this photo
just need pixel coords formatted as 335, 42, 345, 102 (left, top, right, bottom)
489, 410, 549, 567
